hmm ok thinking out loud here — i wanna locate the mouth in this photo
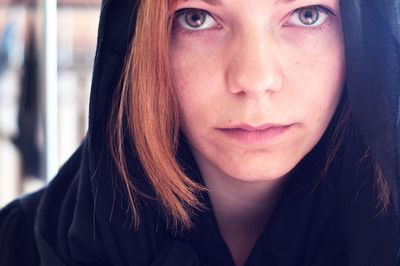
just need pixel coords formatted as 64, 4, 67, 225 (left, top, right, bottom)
221, 123, 290, 131
218, 123, 293, 144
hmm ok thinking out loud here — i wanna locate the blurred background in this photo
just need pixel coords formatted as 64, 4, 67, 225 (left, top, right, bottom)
0, 0, 101, 207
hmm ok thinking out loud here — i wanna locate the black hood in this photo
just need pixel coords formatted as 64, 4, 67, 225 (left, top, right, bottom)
341, 0, 400, 213
31, 0, 400, 265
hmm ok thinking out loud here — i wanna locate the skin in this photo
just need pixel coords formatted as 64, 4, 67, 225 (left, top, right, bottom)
169, 0, 345, 265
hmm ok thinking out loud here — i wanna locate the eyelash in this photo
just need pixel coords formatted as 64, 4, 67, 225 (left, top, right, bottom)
172, 5, 336, 36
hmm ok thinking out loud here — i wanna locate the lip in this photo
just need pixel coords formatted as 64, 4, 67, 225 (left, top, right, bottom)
222, 123, 289, 131
218, 123, 293, 144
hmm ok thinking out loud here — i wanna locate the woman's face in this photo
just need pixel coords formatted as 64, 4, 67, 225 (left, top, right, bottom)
169, 0, 345, 182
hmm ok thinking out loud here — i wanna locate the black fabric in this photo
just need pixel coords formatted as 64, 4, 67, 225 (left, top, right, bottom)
0, 190, 42, 266
341, 0, 400, 214
1, 0, 400, 265
12, 25, 41, 177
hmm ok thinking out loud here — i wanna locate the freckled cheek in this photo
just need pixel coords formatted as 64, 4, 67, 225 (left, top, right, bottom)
284, 27, 344, 60
170, 49, 222, 98
313, 71, 344, 127
170, 56, 220, 124
285, 38, 343, 77
288, 51, 344, 126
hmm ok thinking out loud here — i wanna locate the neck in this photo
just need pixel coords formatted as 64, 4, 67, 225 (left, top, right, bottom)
195, 154, 287, 266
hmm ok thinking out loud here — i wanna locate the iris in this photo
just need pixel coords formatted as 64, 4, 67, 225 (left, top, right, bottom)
185, 10, 207, 28
298, 7, 320, 25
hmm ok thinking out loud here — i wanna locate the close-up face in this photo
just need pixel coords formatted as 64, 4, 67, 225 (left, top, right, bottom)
169, 0, 345, 182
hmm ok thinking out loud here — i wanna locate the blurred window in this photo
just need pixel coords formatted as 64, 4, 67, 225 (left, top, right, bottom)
0, 0, 101, 207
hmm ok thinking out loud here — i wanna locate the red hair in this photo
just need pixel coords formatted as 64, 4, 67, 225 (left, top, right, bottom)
109, 0, 204, 230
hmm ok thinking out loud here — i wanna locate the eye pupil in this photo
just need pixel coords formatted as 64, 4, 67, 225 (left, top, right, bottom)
304, 11, 313, 18
185, 10, 206, 28
298, 8, 320, 25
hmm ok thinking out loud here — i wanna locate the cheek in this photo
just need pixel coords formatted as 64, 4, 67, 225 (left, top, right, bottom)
170, 46, 212, 96
170, 55, 214, 136
280, 34, 345, 152
312, 49, 345, 119
291, 35, 345, 113
170, 45, 225, 119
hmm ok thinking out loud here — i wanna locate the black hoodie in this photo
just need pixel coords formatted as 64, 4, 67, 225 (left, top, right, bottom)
1, 0, 400, 265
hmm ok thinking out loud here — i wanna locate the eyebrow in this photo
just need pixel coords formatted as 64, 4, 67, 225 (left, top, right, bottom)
276, 0, 298, 3
200, 0, 222, 5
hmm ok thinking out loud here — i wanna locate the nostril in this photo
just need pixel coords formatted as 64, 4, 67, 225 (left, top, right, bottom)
225, 37, 283, 97
226, 64, 283, 97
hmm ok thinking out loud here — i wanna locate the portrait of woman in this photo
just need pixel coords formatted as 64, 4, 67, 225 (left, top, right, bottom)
1, 0, 399, 265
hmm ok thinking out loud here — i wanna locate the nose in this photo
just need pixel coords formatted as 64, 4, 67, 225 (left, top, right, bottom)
226, 32, 283, 97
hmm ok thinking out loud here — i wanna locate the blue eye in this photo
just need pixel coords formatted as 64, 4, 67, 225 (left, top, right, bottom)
288, 6, 333, 27
175, 8, 217, 31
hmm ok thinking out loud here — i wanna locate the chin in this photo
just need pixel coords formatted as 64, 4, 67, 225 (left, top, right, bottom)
220, 162, 295, 183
